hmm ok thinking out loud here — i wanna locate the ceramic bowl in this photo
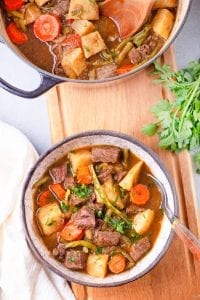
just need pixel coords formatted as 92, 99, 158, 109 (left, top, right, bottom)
22, 130, 178, 287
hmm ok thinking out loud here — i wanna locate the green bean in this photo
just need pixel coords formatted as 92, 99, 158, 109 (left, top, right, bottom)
32, 175, 49, 189
115, 42, 133, 65
122, 148, 129, 169
131, 24, 151, 47
64, 240, 96, 251
90, 165, 129, 222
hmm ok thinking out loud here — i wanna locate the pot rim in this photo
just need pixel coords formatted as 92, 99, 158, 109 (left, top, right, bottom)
0, 0, 192, 84
22, 129, 178, 287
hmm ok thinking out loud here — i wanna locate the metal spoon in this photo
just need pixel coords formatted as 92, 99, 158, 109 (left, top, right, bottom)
147, 173, 200, 261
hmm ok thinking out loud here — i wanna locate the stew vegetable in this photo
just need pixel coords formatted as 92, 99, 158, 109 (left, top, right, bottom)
33, 145, 163, 278
2, 0, 177, 80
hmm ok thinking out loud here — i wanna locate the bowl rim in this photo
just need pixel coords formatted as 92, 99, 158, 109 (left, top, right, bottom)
21, 130, 178, 287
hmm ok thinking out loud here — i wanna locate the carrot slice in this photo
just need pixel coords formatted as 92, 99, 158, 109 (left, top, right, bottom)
77, 165, 92, 185
37, 190, 52, 207
49, 183, 66, 200
108, 254, 126, 274
60, 221, 84, 241
33, 14, 61, 42
130, 184, 150, 205
4, 0, 24, 11
116, 64, 134, 75
6, 22, 28, 45
64, 33, 82, 50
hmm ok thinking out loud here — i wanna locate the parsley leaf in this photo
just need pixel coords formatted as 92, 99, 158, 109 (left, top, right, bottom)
105, 216, 131, 234
71, 184, 91, 198
142, 60, 200, 162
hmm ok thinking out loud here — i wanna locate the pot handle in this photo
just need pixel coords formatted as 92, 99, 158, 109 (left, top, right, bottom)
0, 73, 64, 98
0, 35, 64, 98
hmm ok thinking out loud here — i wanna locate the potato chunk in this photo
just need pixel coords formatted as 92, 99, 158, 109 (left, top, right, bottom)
151, 9, 175, 40
133, 209, 155, 235
34, 0, 48, 7
119, 161, 143, 191
81, 31, 106, 58
24, 3, 41, 25
61, 48, 87, 79
86, 254, 109, 278
68, 149, 91, 173
153, 0, 177, 9
37, 202, 64, 236
68, 0, 99, 20
71, 20, 95, 36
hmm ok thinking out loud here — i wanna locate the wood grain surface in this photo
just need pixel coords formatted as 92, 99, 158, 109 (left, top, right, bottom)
46, 48, 200, 300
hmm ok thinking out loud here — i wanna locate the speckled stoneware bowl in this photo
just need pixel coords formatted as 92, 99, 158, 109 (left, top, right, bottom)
22, 130, 178, 287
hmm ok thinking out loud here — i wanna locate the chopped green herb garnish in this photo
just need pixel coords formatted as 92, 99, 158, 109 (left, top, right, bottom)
60, 201, 69, 212
71, 7, 83, 16
97, 210, 104, 218
68, 257, 76, 263
45, 218, 56, 226
130, 231, 142, 243
72, 184, 91, 199
105, 216, 131, 234
84, 46, 90, 52
95, 247, 102, 255
120, 187, 126, 199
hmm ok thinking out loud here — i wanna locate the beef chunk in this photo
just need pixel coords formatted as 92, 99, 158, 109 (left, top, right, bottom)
101, 246, 117, 254
129, 44, 152, 64
69, 194, 86, 206
113, 170, 127, 182
96, 64, 117, 80
130, 237, 151, 261
65, 250, 87, 270
91, 146, 121, 163
126, 204, 145, 215
52, 243, 66, 262
49, 164, 66, 183
128, 47, 142, 65
95, 231, 121, 247
129, 33, 162, 65
72, 206, 96, 229
64, 175, 75, 189
97, 165, 114, 183
49, 0, 70, 17
87, 193, 104, 212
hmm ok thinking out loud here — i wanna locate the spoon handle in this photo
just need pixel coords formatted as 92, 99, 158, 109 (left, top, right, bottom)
172, 217, 200, 261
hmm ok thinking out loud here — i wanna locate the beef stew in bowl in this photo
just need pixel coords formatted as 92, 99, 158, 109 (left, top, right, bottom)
22, 131, 177, 286
2, 0, 177, 80
33, 145, 163, 278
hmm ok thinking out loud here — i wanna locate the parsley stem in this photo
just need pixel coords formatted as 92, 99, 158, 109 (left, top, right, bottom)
178, 76, 200, 132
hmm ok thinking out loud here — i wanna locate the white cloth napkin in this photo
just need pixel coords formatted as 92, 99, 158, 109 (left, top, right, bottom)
0, 121, 75, 300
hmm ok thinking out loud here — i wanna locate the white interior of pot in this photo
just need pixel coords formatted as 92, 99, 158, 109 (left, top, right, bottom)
24, 134, 176, 286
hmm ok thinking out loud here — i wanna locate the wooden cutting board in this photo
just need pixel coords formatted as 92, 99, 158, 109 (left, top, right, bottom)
46, 47, 200, 300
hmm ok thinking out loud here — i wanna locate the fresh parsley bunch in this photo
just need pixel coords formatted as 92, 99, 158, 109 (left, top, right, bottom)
142, 60, 200, 151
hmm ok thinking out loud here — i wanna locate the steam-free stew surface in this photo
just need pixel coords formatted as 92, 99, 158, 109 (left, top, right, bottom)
33, 145, 163, 278
3, 0, 177, 80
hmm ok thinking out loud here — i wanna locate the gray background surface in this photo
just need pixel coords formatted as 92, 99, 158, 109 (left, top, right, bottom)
0, 1, 199, 207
